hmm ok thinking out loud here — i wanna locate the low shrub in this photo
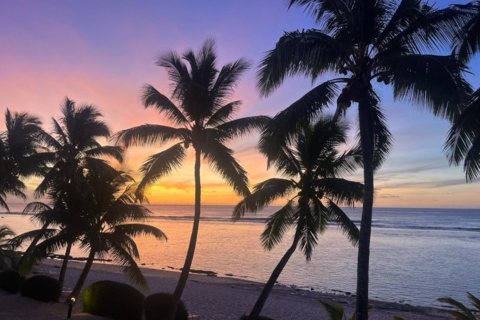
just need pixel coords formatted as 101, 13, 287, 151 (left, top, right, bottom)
81, 280, 144, 320
144, 293, 189, 320
239, 316, 274, 320
0, 269, 25, 293
21, 275, 61, 302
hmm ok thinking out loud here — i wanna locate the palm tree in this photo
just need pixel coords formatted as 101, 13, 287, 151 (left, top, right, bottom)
256, 1, 471, 318
64, 169, 166, 300
17, 97, 123, 285
234, 116, 363, 320
438, 292, 480, 320
445, 1, 480, 182
0, 225, 16, 270
114, 38, 269, 317
0, 109, 47, 210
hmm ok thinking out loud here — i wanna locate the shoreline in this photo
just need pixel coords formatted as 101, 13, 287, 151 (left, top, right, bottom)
0, 259, 454, 319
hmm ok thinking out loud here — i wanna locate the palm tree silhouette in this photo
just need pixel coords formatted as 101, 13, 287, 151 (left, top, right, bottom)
235, 116, 363, 320
66, 169, 166, 300
0, 109, 47, 210
446, 1, 480, 182
114, 38, 269, 317
17, 98, 123, 287
256, 1, 471, 318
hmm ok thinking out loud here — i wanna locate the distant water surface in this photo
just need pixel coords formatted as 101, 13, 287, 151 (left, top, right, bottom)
1, 204, 479, 308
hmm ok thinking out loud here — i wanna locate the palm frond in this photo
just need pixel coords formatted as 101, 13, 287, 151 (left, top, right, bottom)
205, 101, 240, 127
437, 297, 476, 320
445, 89, 480, 182
215, 116, 270, 140
261, 201, 296, 250
451, 2, 480, 62
113, 124, 186, 148
298, 199, 319, 261
387, 54, 471, 121
108, 240, 148, 288
85, 145, 124, 163
467, 292, 480, 312
102, 203, 153, 226
202, 141, 249, 197
33, 233, 70, 258
317, 299, 345, 320
0, 225, 15, 239
317, 178, 364, 206
212, 58, 251, 106
137, 143, 186, 199
111, 224, 167, 242
257, 29, 347, 96
141, 84, 188, 125
326, 200, 360, 246
233, 178, 296, 219
259, 80, 340, 159
10, 228, 58, 248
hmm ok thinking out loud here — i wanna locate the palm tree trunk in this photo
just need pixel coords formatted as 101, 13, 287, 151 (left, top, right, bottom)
247, 235, 300, 320
67, 248, 96, 302
58, 241, 72, 290
16, 222, 50, 275
170, 148, 202, 319
355, 100, 375, 320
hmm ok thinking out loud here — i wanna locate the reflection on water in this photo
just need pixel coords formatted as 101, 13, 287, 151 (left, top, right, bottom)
1, 205, 480, 308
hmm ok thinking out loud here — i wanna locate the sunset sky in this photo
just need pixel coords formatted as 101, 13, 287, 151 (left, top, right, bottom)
1, 0, 479, 208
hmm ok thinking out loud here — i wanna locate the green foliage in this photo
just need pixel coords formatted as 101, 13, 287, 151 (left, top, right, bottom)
81, 280, 144, 320
318, 300, 346, 320
239, 316, 274, 320
0, 269, 25, 293
21, 275, 61, 302
438, 292, 480, 320
144, 293, 189, 320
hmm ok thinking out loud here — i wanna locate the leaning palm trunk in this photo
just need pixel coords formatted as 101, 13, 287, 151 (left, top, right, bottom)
247, 235, 300, 320
170, 150, 202, 319
16, 222, 51, 275
68, 248, 96, 301
58, 241, 73, 290
356, 100, 376, 320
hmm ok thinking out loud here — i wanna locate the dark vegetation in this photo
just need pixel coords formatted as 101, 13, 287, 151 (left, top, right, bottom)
20, 275, 61, 302
0, 269, 24, 293
144, 293, 189, 320
81, 280, 145, 320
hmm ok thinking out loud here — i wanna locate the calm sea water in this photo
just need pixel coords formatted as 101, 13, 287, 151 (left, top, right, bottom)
1, 204, 479, 308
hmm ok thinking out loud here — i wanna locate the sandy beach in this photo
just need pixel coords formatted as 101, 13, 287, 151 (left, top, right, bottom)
0, 259, 455, 320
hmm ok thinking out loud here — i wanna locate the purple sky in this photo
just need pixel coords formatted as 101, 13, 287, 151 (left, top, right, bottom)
0, 0, 478, 207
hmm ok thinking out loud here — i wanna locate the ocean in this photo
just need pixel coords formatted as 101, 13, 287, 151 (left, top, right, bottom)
1, 204, 479, 308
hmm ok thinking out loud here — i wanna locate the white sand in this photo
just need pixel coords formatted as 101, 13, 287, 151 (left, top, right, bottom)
0, 259, 454, 319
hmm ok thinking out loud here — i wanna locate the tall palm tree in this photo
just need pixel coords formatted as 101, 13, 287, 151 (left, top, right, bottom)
446, 1, 480, 182
234, 116, 363, 320
63, 169, 166, 300
114, 38, 269, 317
0, 109, 47, 210
17, 98, 123, 285
256, 1, 471, 318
